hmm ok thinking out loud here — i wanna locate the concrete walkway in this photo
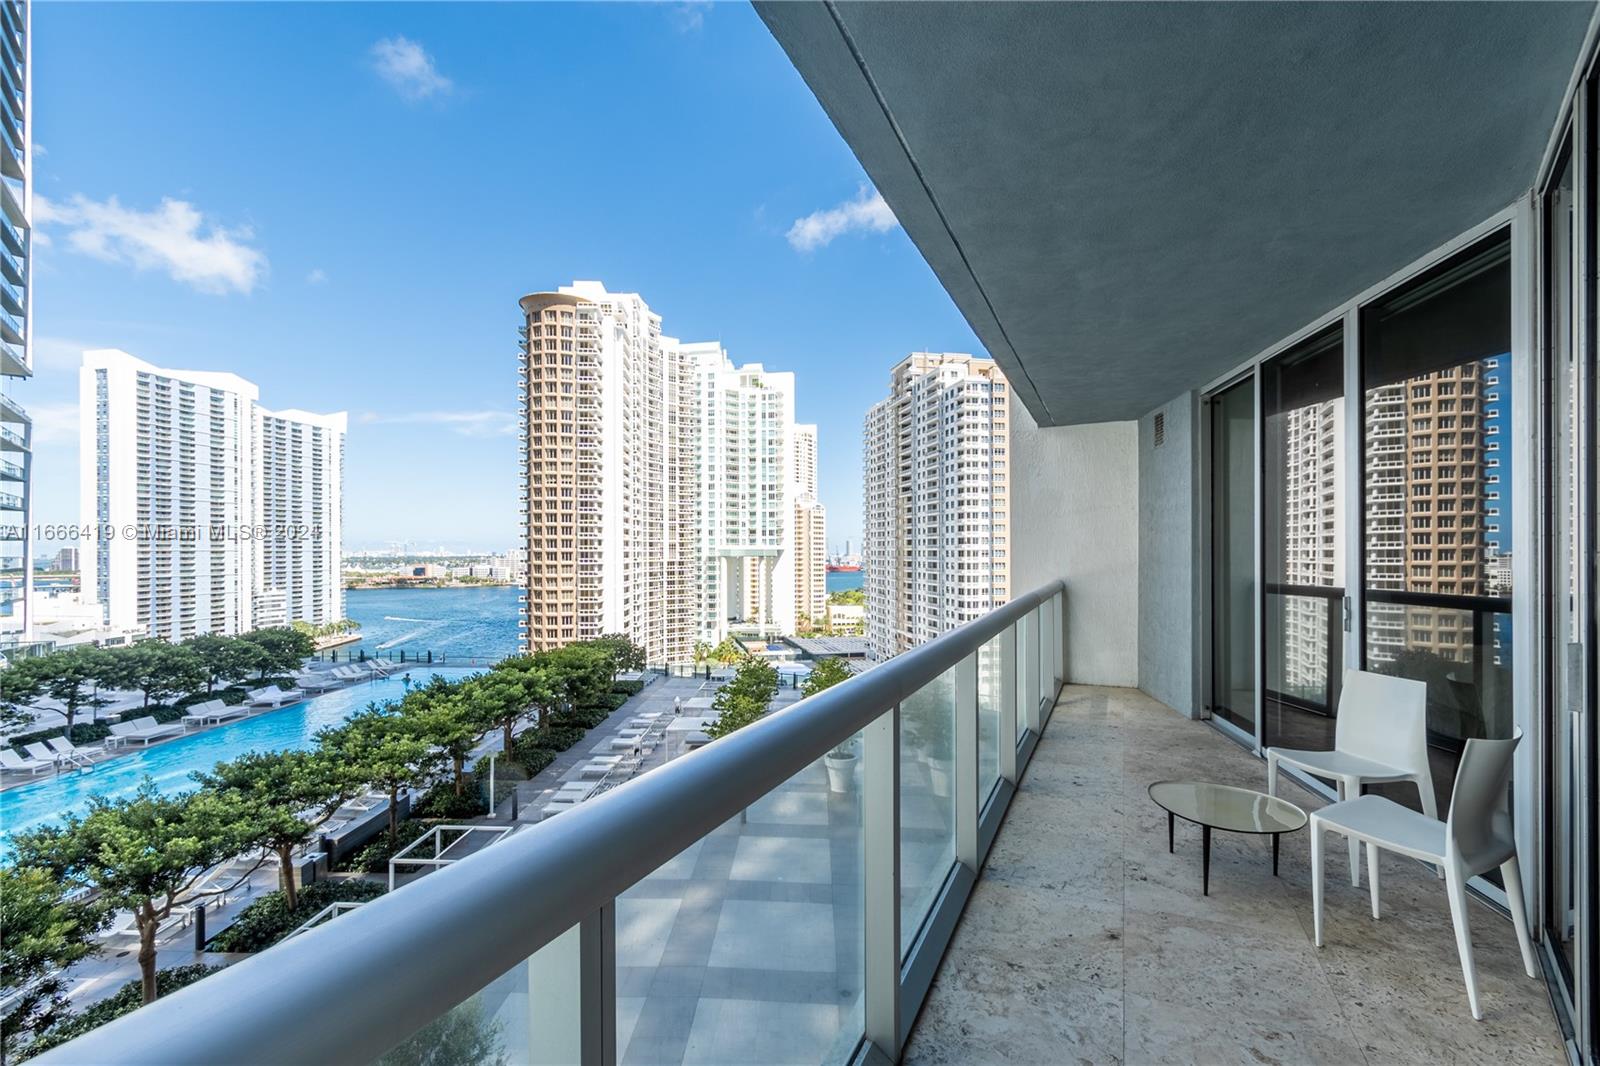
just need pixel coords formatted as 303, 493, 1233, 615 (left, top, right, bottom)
903, 685, 1565, 1066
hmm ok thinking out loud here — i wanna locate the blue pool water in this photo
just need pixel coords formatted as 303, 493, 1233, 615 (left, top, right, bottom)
0, 667, 480, 848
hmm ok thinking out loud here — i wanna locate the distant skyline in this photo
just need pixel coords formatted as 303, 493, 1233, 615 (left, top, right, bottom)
28, 3, 983, 552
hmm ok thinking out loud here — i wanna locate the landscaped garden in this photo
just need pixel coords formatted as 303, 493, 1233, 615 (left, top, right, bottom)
0, 633, 649, 1062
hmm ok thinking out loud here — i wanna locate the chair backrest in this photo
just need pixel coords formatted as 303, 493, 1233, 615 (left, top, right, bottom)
110, 722, 135, 736
1447, 730, 1521, 874
0, 748, 24, 766
1333, 669, 1429, 773
45, 737, 72, 754
133, 716, 158, 730
24, 742, 54, 761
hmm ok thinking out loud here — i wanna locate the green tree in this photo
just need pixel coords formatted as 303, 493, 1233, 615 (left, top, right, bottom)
183, 635, 266, 695
490, 657, 558, 739
25, 648, 110, 743
592, 633, 647, 673
466, 668, 540, 754
800, 656, 853, 699
321, 704, 439, 834
538, 644, 614, 718
193, 750, 353, 911
13, 782, 258, 1005
100, 642, 206, 710
406, 680, 484, 797
710, 636, 743, 665
692, 640, 713, 665
828, 588, 865, 606
0, 659, 43, 738
706, 656, 779, 741
0, 865, 105, 1059
239, 626, 315, 678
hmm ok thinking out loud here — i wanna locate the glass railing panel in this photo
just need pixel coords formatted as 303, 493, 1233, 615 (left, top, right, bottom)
1013, 621, 1028, 744
616, 737, 864, 1065
368, 921, 578, 1066
899, 667, 955, 958
976, 634, 1004, 802
1037, 603, 1053, 703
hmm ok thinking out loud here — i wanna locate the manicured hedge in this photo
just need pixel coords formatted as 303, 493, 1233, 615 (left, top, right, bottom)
19, 965, 221, 1060
341, 821, 436, 874
411, 782, 488, 821
612, 678, 645, 696
207, 879, 386, 954
514, 746, 555, 777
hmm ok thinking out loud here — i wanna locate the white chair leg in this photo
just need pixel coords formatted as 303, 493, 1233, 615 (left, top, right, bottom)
1310, 820, 1325, 947
1343, 776, 1362, 887
1500, 856, 1539, 979
1444, 862, 1482, 1020
1367, 842, 1380, 919
1414, 771, 1444, 878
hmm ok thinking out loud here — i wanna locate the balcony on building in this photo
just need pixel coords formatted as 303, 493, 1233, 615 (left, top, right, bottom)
28, 4, 1600, 1066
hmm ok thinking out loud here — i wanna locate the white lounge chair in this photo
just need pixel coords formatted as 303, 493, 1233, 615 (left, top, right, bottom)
246, 685, 305, 708
107, 716, 185, 746
23, 741, 63, 766
182, 699, 248, 727
0, 747, 55, 775
45, 736, 101, 767
298, 672, 342, 693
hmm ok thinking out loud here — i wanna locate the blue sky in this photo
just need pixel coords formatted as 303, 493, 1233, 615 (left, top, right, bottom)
29, 2, 982, 552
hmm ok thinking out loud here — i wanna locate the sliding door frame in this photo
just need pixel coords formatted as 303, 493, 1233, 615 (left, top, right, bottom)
1535, 50, 1599, 1066
1199, 207, 1523, 811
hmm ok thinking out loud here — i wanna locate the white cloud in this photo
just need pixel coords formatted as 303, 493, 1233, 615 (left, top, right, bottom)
669, 2, 712, 32
34, 193, 266, 295
360, 409, 517, 438
25, 401, 78, 446
786, 185, 899, 252
370, 36, 454, 101
306, 268, 328, 285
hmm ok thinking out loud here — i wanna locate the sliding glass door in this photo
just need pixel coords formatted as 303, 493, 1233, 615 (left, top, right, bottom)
1210, 377, 1256, 737
1262, 326, 1345, 752
1359, 230, 1514, 816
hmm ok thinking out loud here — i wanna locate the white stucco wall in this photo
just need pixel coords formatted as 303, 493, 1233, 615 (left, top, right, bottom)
1009, 395, 1139, 686
1137, 392, 1202, 717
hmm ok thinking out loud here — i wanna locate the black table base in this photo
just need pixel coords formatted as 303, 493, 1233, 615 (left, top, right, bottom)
1168, 809, 1286, 896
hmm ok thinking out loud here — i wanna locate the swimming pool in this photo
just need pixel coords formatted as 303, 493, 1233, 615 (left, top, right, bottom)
0, 667, 480, 849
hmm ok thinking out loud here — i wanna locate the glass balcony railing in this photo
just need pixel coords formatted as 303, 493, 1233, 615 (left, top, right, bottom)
34, 581, 1068, 1066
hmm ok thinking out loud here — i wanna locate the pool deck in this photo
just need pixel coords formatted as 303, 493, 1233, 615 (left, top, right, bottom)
0, 668, 435, 793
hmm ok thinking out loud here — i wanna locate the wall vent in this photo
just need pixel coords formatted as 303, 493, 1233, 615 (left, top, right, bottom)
1153, 411, 1165, 448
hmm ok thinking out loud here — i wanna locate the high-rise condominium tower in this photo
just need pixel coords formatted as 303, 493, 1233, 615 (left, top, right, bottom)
79, 350, 346, 641
0, 0, 30, 647
254, 407, 346, 628
518, 281, 811, 664
790, 423, 827, 629
863, 352, 1011, 660
1364, 361, 1497, 666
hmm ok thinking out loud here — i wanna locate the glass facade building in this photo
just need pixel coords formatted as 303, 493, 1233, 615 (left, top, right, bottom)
0, 0, 29, 649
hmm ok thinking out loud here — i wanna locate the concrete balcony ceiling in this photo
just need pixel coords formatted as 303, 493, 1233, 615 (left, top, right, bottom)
757, 1, 1594, 425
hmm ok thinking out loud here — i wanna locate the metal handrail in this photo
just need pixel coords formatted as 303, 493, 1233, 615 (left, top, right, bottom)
36, 580, 1067, 1066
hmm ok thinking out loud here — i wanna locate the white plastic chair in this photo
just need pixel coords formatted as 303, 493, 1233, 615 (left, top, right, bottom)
1309, 731, 1536, 1020
1267, 669, 1437, 885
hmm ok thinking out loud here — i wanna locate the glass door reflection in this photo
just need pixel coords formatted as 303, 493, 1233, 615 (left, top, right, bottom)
1210, 377, 1257, 737
1262, 325, 1345, 752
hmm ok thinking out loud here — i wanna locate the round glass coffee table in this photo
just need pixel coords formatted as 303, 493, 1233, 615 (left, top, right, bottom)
1147, 781, 1308, 895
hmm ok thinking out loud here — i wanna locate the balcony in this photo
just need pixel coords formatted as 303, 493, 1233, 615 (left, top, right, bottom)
906, 684, 1559, 1063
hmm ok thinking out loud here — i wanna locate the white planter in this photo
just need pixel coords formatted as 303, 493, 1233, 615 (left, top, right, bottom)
825, 753, 857, 793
